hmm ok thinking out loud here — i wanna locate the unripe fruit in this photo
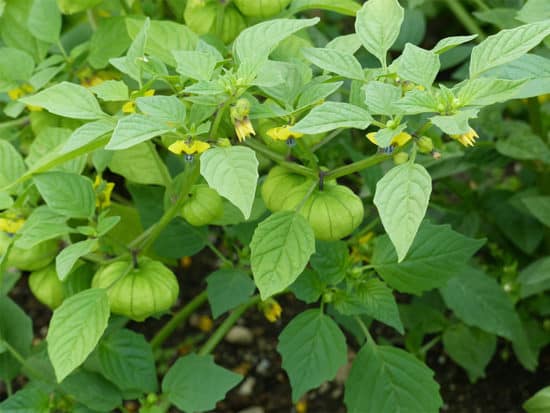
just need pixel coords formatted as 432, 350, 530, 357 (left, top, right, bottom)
29, 265, 65, 309
181, 185, 224, 226
261, 166, 309, 212
393, 152, 409, 165
282, 184, 364, 241
184, 2, 246, 44
417, 136, 434, 153
234, 0, 292, 18
0, 233, 58, 271
92, 259, 180, 321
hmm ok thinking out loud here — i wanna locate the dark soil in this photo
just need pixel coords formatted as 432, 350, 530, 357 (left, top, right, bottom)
3, 249, 549, 413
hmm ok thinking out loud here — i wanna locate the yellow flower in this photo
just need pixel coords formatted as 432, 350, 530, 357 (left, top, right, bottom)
451, 128, 478, 147
7, 84, 42, 111
367, 131, 412, 147
266, 125, 304, 141
122, 89, 155, 114
234, 118, 256, 142
180, 256, 192, 268
197, 315, 214, 332
168, 140, 210, 155
296, 400, 308, 413
0, 217, 25, 234
7, 88, 24, 101
93, 176, 115, 209
261, 298, 282, 323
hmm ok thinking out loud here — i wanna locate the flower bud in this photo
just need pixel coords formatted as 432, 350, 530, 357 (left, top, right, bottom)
417, 136, 434, 153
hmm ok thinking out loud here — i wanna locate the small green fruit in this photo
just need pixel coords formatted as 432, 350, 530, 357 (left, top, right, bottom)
181, 185, 224, 226
282, 184, 364, 241
184, 2, 246, 44
92, 258, 180, 321
393, 152, 409, 165
234, 0, 292, 18
261, 166, 310, 212
29, 265, 65, 309
0, 233, 58, 271
417, 136, 434, 153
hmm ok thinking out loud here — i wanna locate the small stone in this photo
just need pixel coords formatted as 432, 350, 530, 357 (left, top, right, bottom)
256, 358, 271, 376
225, 326, 254, 345
237, 377, 256, 397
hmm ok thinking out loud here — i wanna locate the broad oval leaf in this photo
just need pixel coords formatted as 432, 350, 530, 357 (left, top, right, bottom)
56, 239, 98, 281
207, 269, 256, 319
106, 114, 175, 150
20, 82, 106, 120
200, 146, 259, 220
345, 343, 443, 413
278, 310, 347, 401
250, 211, 316, 299
373, 162, 431, 262
292, 101, 372, 134
523, 387, 550, 413
47, 288, 110, 382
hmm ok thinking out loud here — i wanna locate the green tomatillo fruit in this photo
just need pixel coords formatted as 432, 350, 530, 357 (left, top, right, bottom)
181, 184, 224, 226
0, 233, 58, 272
261, 166, 310, 212
282, 183, 364, 241
184, 1, 246, 44
91, 258, 180, 321
234, 0, 292, 18
28, 265, 65, 309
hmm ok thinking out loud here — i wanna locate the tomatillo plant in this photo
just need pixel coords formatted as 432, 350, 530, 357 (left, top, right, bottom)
0, 0, 549, 412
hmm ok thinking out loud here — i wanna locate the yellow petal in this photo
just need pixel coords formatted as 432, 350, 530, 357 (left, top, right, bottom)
144, 89, 155, 97
366, 132, 378, 145
122, 101, 136, 113
391, 132, 412, 147
7, 88, 23, 101
194, 140, 211, 154
168, 140, 188, 155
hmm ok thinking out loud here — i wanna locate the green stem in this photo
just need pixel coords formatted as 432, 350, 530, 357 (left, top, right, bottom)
419, 335, 441, 356
210, 99, 233, 140
444, 0, 486, 40
527, 98, 543, 137
354, 316, 375, 345
295, 181, 318, 212
214, 2, 226, 40
0, 116, 29, 130
311, 129, 344, 152
151, 291, 209, 350
204, 239, 233, 267
86, 9, 98, 31
471, 0, 490, 11
147, 141, 172, 187
0, 339, 42, 379
198, 295, 261, 355
244, 139, 318, 178
324, 153, 390, 181
6, 380, 12, 396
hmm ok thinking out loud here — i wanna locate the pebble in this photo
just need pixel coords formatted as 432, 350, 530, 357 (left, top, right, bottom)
237, 407, 264, 413
225, 326, 254, 345
256, 358, 271, 376
237, 377, 256, 397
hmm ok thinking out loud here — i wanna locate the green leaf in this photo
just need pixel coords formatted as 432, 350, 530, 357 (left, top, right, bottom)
27, 0, 61, 43
57, 0, 102, 14
55, 239, 98, 281
469, 20, 550, 78
440, 268, 522, 340
289, 0, 361, 16
0, 386, 50, 412
345, 343, 442, 413
442, 323, 496, 382
97, 329, 157, 395
296, 81, 343, 110
524, 387, 550, 413
47, 288, 110, 382
363, 81, 402, 116
517, 0, 550, 23
290, 270, 324, 304
373, 124, 407, 147
310, 240, 349, 284
62, 119, 116, 153
250, 211, 316, 299
432, 34, 478, 54
153, 218, 207, 259
518, 257, 550, 298
59, 369, 122, 412
106, 114, 175, 150
0, 191, 13, 209
430, 109, 479, 135
136, 95, 186, 127
109, 142, 171, 186
496, 133, 550, 164
14, 206, 70, 249
520, 196, 550, 227
394, 44, 440, 88
0, 47, 35, 82
302, 47, 364, 80
234, 18, 319, 78
278, 310, 347, 401
354, 0, 404, 67
20, 82, 106, 120
207, 269, 256, 318
109, 18, 149, 83
200, 146, 259, 220
0, 297, 33, 381
292, 101, 372, 134
88, 17, 132, 69
373, 162, 431, 262
333, 279, 404, 333
456, 78, 526, 106
173, 50, 219, 81
372, 222, 485, 294
34, 172, 95, 219
0, 140, 26, 193
162, 353, 242, 413
90, 80, 129, 102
